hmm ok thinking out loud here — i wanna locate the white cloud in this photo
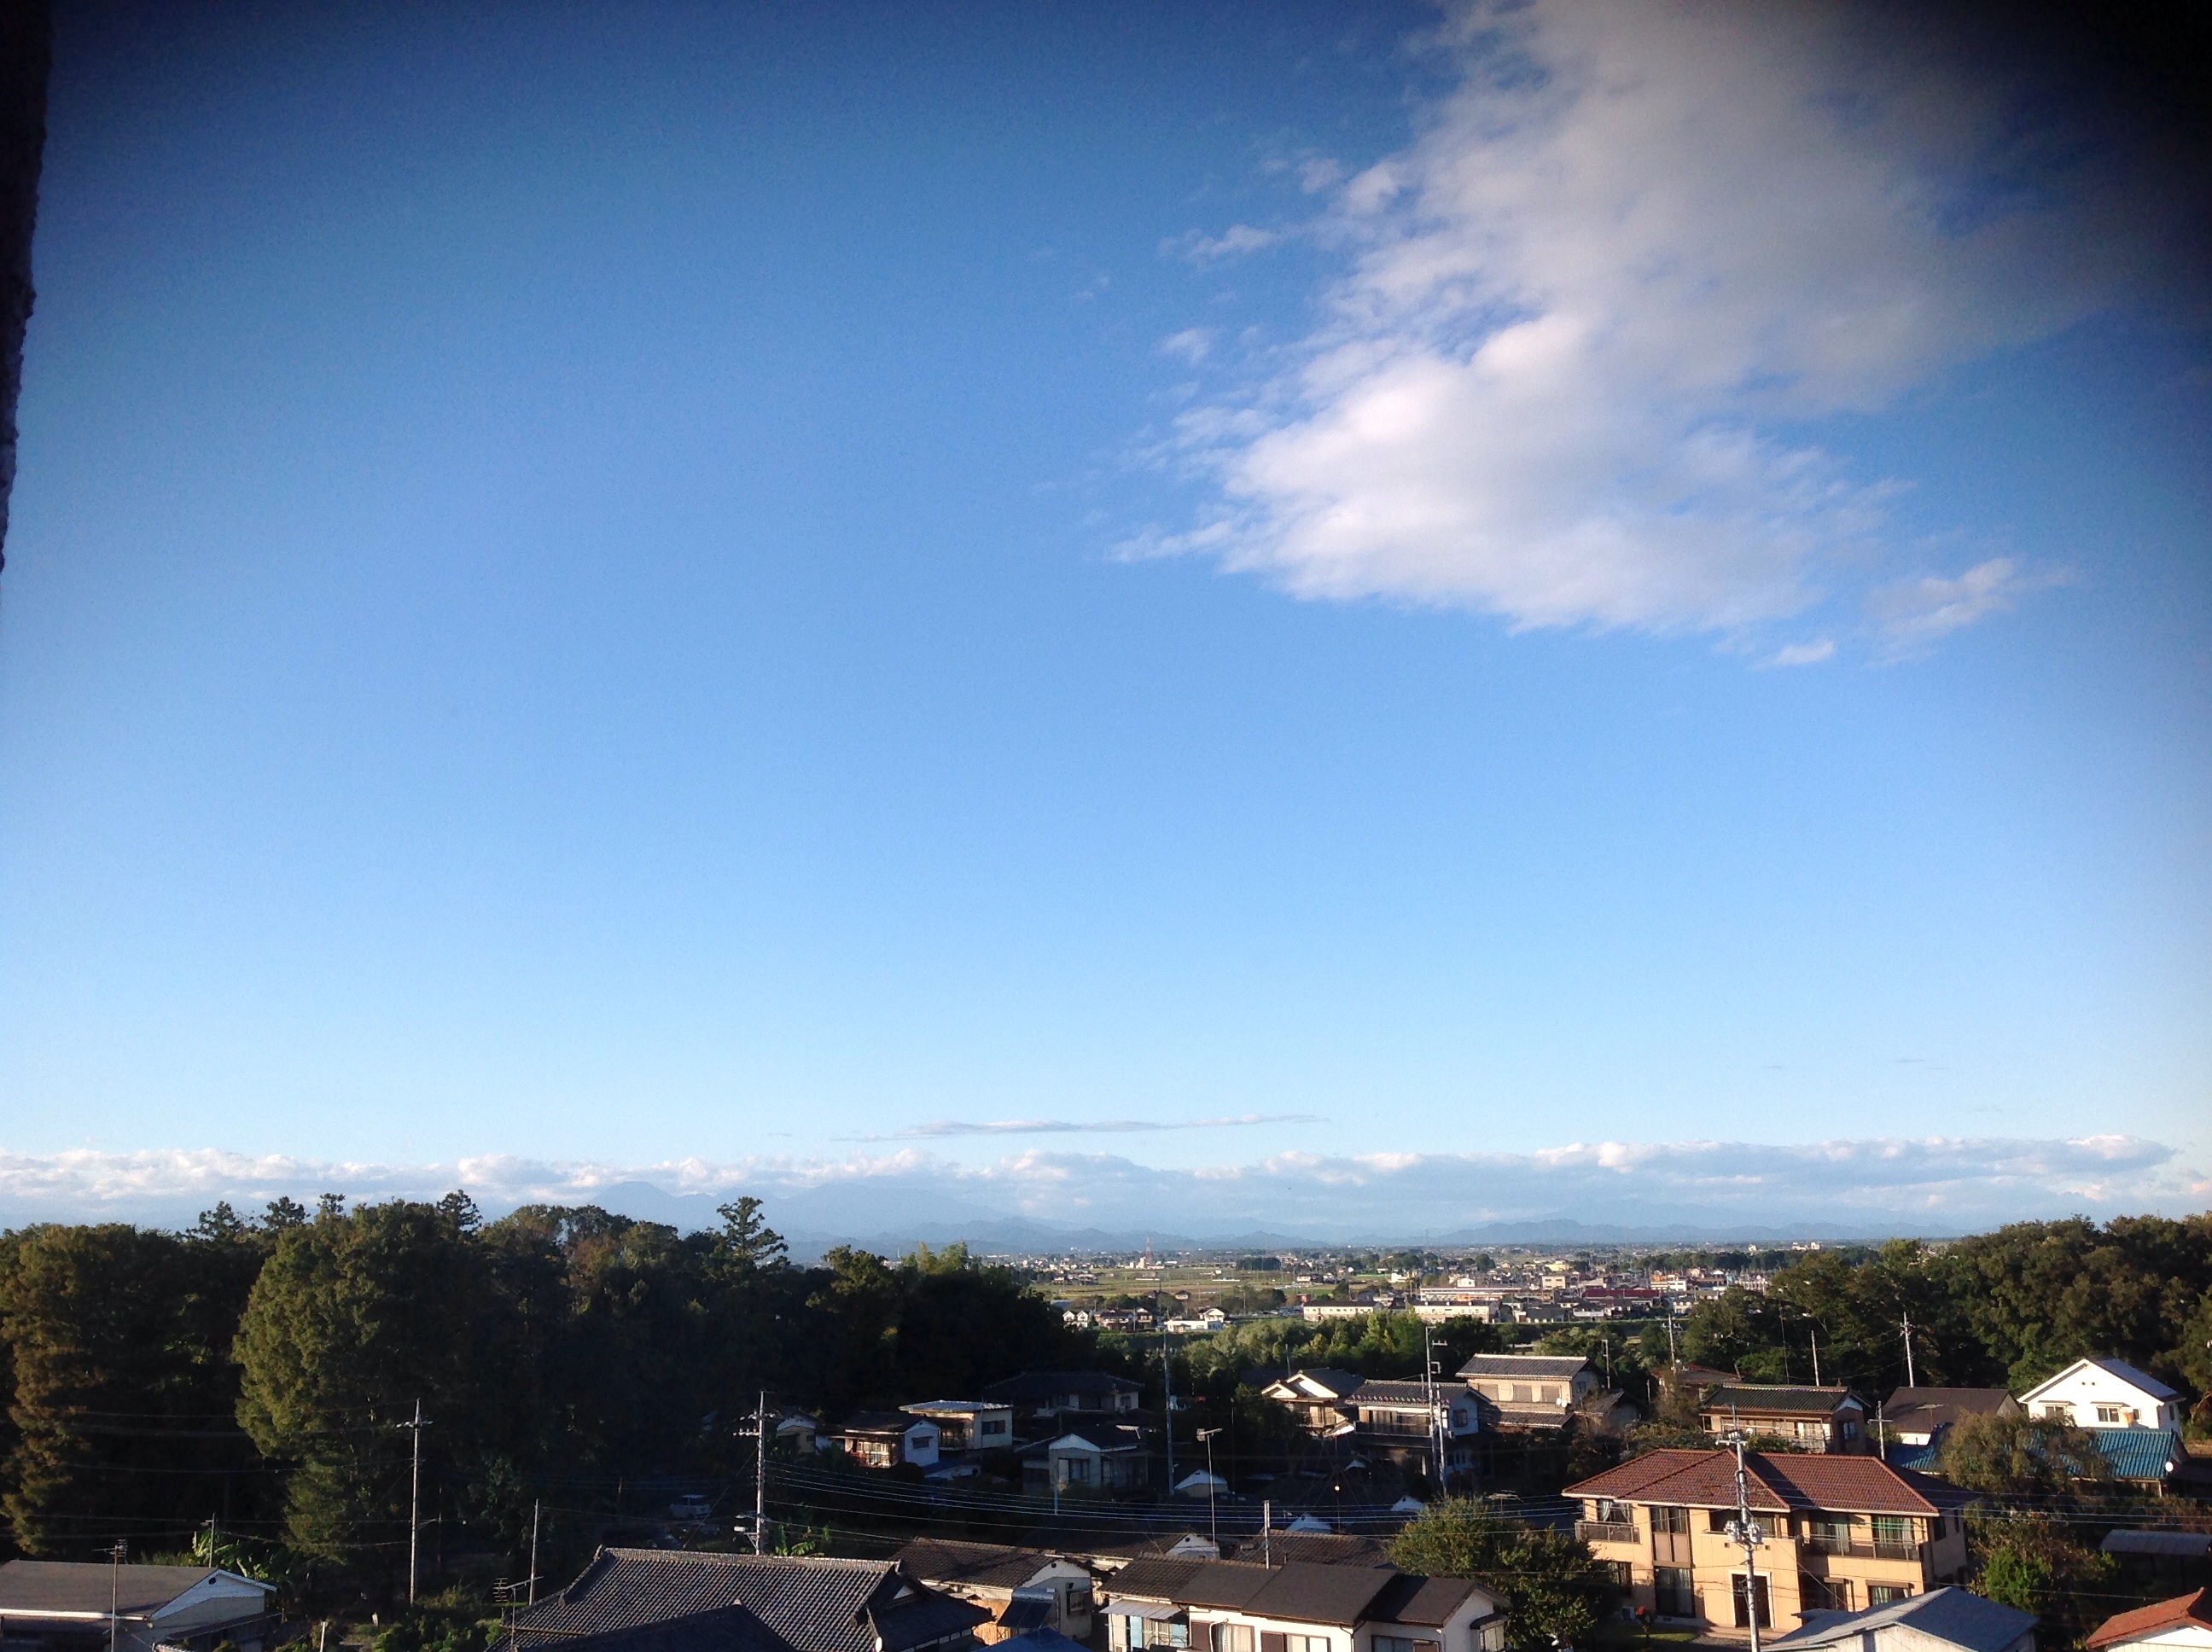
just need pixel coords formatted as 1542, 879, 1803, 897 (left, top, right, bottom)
1868, 556, 2034, 654
1158, 327, 1216, 364
872, 1113, 1325, 1140
1145, 1, 2153, 650
1163, 224, 1281, 266
1765, 638, 1837, 668
2, 1135, 2200, 1238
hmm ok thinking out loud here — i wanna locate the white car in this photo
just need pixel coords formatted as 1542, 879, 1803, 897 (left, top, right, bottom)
669, 1493, 713, 1521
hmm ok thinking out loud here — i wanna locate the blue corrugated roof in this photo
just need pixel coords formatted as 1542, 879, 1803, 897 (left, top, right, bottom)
1883, 1440, 1940, 1473
2091, 1428, 2179, 1481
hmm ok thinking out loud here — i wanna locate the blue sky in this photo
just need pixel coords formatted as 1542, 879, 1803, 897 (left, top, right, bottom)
1, 0, 2207, 1236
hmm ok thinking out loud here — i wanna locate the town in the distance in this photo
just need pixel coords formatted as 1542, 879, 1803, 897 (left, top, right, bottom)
1, 1202, 2207, 1652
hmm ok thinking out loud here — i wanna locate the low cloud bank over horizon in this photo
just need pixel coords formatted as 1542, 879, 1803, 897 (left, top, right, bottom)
1, 1134, 2200, 1242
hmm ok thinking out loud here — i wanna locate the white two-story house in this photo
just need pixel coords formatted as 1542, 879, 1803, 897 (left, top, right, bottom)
2017, 1358, 2184, 1434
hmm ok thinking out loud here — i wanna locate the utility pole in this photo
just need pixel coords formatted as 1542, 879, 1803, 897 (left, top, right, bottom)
1197, 1428, 1222, 1546
528, 1499, 540, 1604
754, 1392, 770, 1554
1666, 1317, 1678, 1368
1722, 1431, 1765, 1652
1261, 1499, 1272, 1568
108, 1539, 126, 1652
1160, 1312, 1174, 1496
1807, 1323, 1820, 1388
1901, 1315, 1917, 1388
400, 1399, 433, 1605
201, 1516, 218, 1573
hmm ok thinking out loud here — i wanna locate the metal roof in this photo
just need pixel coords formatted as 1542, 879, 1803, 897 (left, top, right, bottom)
1365, 1575, 1487, 1628
2101, 1532, 2212, 1559
2087, 1589, 2212, 1650
1769, 1586, 2035, 1652
2091, 1428, 2180, 1481
1225, 1534, 1388, 1569
2021, 1358, 2180, 1404
1109, 1561, 1418, 1628
0, 1562, 266, 1619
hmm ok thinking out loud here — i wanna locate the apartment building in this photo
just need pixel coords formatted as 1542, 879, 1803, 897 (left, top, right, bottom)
1565, 1447, 1973, 1637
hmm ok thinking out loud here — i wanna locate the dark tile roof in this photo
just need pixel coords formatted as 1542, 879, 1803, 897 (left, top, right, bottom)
1702, 1385, 1861, 1416
1109, 1561, 1406, 1627
983, 1372, 1144, 1403
1245, 1564, 1401, 1626
1352, 1382, 1459, 1406
1275, 1370, 1366, 1399
0, 1562, 264, 1617
1881, 1388, 2013, 1428
893, 1542, 1061, 1592
524, 1606, 792, 1652
505, 1550, 987, 1652
1365, 1575, 1486, 1628
1225, 1533, 1388, 1568
1457, 1355, 1587, 1380
1566, 1447, 1970, 1516
1109, 1559, 1271, 1611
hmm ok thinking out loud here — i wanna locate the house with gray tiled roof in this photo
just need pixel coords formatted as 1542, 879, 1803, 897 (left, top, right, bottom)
500, 1550, 991, 1652
1770, 1585, 2036, 1652
1700, 1386, 1871, 1454
1102, 1558, 1502, 1652
1454, 1354, 1596, 1430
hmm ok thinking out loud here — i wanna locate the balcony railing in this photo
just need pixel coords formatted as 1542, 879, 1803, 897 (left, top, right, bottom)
1574, 1521, 1639, 1544
1801, 1533, 1925, 1562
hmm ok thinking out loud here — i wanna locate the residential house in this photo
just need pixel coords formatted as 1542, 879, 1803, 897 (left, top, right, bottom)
834, 1412, 941, 1469
1455, 1355, 1596, 1429
894, 1542, 1096, 1644
1701, 1387, 1870, 1454
1878, 1390, 2017, 1449
1565, 1446, 1974, 1634
905, 1402, 1016, 1456
1342, 1382, 1482, 1479
1021, 1425, 1151, 1494
0, 1562, 276, 1652
1102, 1557, 1504, 1652
1768, 1586, 2034, 1652
2018, 1358, 2185, 1434
775, 1411, 824, 1453
982, 1373, 1146, 1435
2087, 1591, 2212, 1652
1260, 1371, 1367, 1436
500, 1550, 992, 1652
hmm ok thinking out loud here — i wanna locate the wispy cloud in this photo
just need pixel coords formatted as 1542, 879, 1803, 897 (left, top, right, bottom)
1867, 557, 2058, 656
1162, 224, 1280, 266
1764, 638, 1837, 668
1138, 0, 2167, 657
872, 1113, 1324, 1140
2, 1136, 2201, 1236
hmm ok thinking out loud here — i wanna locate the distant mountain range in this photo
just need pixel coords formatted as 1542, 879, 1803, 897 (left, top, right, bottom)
0, 1172, 1960, 1255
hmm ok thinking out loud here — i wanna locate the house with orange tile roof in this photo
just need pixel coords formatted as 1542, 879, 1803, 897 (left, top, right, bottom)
2085, 1589, 2212, 1652
1564, 1447, 1973, 1638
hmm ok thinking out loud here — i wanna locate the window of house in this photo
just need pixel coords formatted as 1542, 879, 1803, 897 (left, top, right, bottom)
1800, 1576, 1854, 1613
1212, 1626, 1254, 1652
1374, 1636, 1436, 1652
1708, 1509, 1735, 1533
1868, 1586, 1912, 1608
983, 1419, 1009, 1436
1285, 1635, 1330, 1652
1840, 1421, 1858, 1440
1651, 1506, 1690, 1535
1871, 1516, 1911, 1552
2096, 1405, 2125, 1423
1731, 1576, 1770, 1631
1653, 1568, 1696, 1619
1598, 1562, 1633, 1589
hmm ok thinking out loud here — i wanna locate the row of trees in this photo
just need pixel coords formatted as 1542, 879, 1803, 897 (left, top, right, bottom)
0, 1195, 1086, 1585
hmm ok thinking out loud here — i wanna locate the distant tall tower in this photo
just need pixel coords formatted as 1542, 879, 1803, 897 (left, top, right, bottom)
1142, 1233, 1155, 1268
